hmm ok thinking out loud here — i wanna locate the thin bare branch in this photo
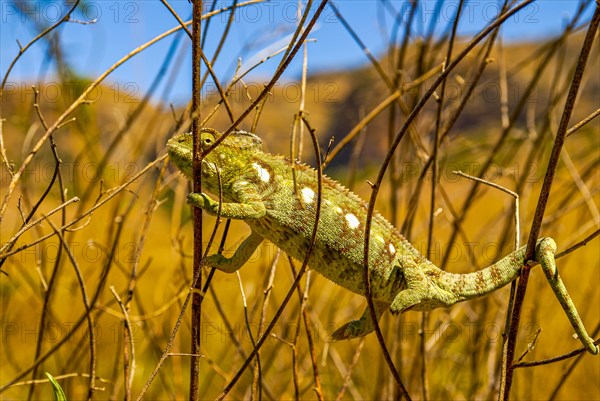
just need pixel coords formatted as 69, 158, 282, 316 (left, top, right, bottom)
503, 5, 600, 398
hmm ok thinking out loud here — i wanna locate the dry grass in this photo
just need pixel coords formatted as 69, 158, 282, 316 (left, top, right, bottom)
1, 1, 599, 400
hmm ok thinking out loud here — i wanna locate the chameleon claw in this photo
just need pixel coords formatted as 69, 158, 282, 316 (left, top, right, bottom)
329, 320, 368, 341
330, 303, 388, 341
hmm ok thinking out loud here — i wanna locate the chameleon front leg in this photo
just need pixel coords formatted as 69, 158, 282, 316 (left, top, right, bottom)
204, 230, 264, 273
330, 301, 389, 341
187, 185, 267, 273
536, 238, 598, 355
187, 192, 266, 220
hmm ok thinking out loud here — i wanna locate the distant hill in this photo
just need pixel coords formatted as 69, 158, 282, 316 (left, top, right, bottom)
3, 33, 597, 174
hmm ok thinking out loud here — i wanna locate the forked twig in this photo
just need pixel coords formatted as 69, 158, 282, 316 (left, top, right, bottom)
109, 286, 135, 401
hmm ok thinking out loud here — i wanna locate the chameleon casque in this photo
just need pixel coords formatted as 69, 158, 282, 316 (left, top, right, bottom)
167, 128, 598, 354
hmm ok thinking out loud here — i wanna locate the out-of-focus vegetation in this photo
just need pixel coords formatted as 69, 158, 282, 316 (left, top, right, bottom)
1, 2, 599, 400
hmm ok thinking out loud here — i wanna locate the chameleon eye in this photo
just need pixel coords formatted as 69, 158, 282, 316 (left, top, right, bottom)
201, 135, 214, 148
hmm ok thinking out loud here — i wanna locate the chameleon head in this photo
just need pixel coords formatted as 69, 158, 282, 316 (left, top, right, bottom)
167, 128, 263, 193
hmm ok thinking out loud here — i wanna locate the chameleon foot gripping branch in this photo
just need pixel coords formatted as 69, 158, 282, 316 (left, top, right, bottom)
167, 128, 598, 355
536, 238, 598, 354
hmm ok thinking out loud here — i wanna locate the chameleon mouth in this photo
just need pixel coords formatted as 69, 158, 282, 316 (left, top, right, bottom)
166, 135, 193, 179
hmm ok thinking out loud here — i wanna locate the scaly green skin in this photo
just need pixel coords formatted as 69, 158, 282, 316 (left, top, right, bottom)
167, 128, 598, 354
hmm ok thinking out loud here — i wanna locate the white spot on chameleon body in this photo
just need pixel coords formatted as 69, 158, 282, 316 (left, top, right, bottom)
345, 213, 360, 229
376, 235, 385, 243
388, 243, 396, 255
334, 206, 343, 214
301, 187, 315, 203
252, 162, 270, 183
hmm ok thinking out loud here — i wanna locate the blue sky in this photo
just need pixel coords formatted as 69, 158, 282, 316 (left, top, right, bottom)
1, 1, 594, 105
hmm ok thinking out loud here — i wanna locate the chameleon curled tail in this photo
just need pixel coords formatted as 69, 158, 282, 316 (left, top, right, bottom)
432, 238, 598, 355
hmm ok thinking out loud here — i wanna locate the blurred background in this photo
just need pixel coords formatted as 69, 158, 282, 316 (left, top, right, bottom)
1, 1, 599, 400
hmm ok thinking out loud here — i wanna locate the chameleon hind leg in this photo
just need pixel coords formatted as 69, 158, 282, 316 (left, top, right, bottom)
330, 258, 437, 341
537, 238, 598, 354
330, 301, 388, 341
390, 258, 459, 314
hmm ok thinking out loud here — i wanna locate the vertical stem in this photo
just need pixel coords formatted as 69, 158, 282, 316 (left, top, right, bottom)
423, 2, 463, 398
501, 5, 600, 399
190, 1, 203, 400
